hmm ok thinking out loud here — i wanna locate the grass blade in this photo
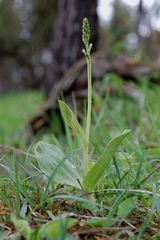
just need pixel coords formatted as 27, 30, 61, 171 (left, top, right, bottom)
41, 151, 75, 205
14, 155, 21, 217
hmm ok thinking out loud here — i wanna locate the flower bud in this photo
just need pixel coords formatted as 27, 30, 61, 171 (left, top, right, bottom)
82, 49, 86, 55
89, 43, 93, 51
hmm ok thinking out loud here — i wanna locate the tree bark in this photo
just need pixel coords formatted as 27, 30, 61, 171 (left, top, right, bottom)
45, 0, 98, 97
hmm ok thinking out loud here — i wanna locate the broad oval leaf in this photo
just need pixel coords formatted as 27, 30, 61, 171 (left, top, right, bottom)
117, 196, 137, 218
83, 130, 131, 192
38, 218, 76, 239
59, 100, 87, 145
35, 141, 82, 189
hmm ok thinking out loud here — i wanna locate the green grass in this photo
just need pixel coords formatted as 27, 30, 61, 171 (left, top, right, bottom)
0, 91, 43, 146
0, 81, 160, 239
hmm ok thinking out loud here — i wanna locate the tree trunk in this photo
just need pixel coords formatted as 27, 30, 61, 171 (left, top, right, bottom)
45, 0, 98, 97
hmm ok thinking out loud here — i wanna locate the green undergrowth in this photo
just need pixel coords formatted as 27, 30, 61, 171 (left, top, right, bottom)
0, 91, 43, 146
0, 80, 160, 239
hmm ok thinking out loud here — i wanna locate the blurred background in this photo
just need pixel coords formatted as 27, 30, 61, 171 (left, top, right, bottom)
0, 0, 160, 145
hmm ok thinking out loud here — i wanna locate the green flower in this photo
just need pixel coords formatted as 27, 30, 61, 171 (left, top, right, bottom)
82, 18, 90, 47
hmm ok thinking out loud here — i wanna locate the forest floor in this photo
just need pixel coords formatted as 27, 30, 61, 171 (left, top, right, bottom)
0, 78, 160, 240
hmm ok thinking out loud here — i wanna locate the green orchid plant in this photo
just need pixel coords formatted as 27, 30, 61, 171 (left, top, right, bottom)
35, 18, 131, 194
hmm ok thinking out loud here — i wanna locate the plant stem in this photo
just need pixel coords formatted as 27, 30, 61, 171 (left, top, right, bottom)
86, 54, 92, 144
83, 144, 89, 174
83, 52, 92, 173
